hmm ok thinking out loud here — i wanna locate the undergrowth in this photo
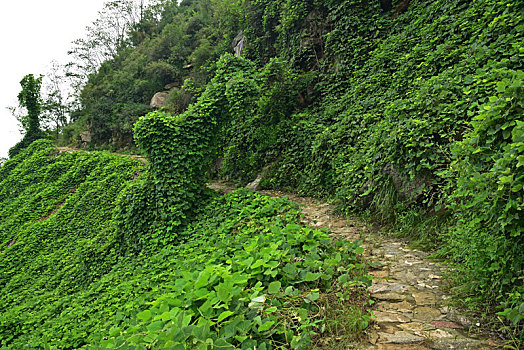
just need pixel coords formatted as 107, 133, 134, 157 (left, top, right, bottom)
2, 0, 523, 345
205, 0, 523, 336
0, 142, 370, 349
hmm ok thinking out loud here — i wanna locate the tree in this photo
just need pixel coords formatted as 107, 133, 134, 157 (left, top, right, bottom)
66, 0, 156, 91
8, 74, 45, 158
42, 61, 74, 137
17, 74, 43, 134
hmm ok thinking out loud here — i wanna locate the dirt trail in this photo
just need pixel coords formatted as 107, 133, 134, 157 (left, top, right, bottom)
210, 182, 500, 349
56, 147, 147, 164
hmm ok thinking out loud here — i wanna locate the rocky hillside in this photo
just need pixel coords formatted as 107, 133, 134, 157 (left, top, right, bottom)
3, 0, 523, 347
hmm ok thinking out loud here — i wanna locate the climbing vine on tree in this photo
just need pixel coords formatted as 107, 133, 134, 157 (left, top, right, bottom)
9, 74, 45, 158
114, 54, 259, 252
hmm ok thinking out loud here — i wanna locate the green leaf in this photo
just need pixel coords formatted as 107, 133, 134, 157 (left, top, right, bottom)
155, 311, 172, 321
306, 292, 320, 302
234, 335, 248, 343
217, 310, 235, 323
194, 269, 211, 289
232, 272, 248, 285
251, 259, 265, 269
268, 281, 281, 294
146, 320, 164, 332
248, 296, 266, 310
499, 175, 513, 184
258, 320, 274, 332
136, 310, 153, 322
217, 283, 232, 303
304, 272, 321, 282
192, 325, 210, 341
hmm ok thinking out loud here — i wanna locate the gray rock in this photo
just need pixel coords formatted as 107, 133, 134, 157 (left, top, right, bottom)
370, 283, 411, 294
150, 91, 169, 109
427, 329, 454, 339
376, 301, 414, 313
232, 30, 246, 56
373, 292, 407, 301
413, 291, 437, 306
398, 321, 435, 333
413, 307, 442, 321
447, 312, 474, 327
246, 174, 262, 191
378, 331, 424, 344
430, 337, 487, 349
377, 345, 430, 350
374, 311, 411, 323
80, 131, 91, 143
382, 163, 430, 203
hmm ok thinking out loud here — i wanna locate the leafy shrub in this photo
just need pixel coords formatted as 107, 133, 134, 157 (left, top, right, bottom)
114, 54, 257, 252
90, 190, 369, 349
441, 68, 523, 305
166, 87, 193, 115
0, 144, 369, 349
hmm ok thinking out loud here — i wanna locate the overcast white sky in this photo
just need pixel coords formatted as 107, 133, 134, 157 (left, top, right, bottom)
0, 1, 109, 158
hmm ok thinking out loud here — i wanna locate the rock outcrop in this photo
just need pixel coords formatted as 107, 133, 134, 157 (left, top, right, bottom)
150, 91, 169, 109
232, 31, 246, 57
80, 131, 91, 148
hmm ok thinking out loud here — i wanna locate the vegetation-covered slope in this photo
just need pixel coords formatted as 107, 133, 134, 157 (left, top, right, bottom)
3, 0, 523, 345
0, 140, 142, 346
69, 0, 522, 336
0, 141, 368, 348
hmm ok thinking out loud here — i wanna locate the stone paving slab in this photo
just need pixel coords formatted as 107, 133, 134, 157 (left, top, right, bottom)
364, 236, 499, 349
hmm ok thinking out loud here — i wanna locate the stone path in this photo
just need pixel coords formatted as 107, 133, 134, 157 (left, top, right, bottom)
365, 238, 498, 350
209, 183, 500, 349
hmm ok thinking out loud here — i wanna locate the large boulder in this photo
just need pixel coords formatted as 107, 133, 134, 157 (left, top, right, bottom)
150, 91, 169, 109
382, 163, 430, 202
245, 167, 269, 192
79, 130, 92, 148
246, 174, 262, 192
80, 131, 91, 143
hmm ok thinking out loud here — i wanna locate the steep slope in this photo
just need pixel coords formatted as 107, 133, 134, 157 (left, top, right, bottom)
0, 140, 143, 346
0, 142, 368, 349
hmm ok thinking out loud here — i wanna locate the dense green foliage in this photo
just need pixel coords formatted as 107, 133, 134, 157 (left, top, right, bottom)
3, 0, 523, 344
114, 55, 257, 252
178, 0, 522, 327
70, 0, 237, 147
444, 70, 523, 299
8, 74, 45, 158
94, 192, 368, 349
0, 141, 368, 348
0, 140, 142, 346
